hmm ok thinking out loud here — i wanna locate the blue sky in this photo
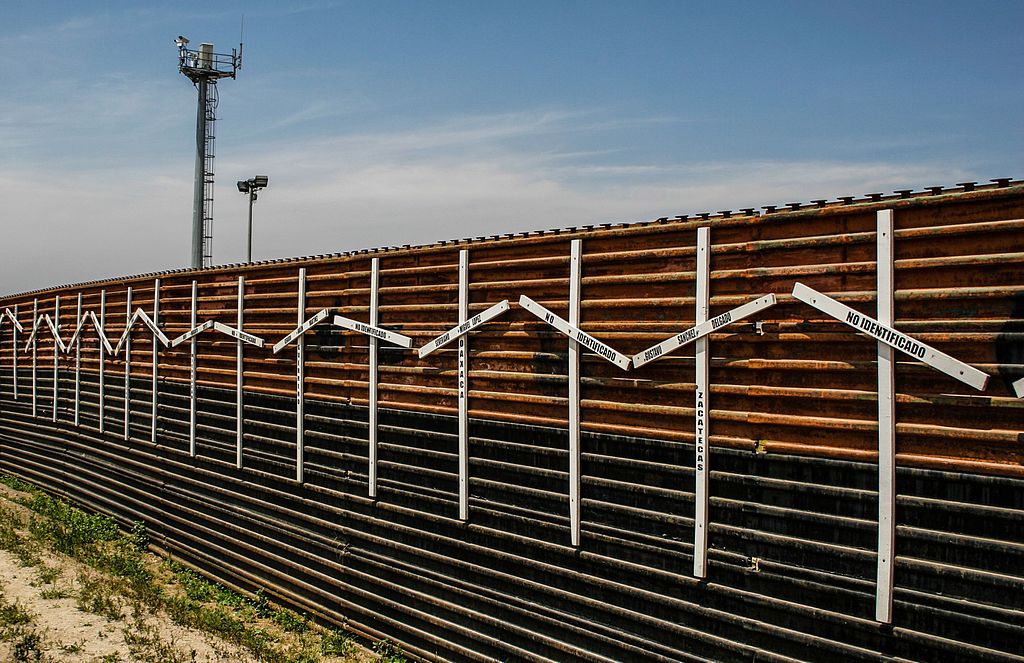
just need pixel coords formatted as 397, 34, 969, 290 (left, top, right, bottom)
1, 1, 1021, 294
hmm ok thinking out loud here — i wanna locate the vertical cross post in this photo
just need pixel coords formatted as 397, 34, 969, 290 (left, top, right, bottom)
12, 304, 18, 400
694, 227, 711, 577
52, 295, 59, 422
99, 289, 106, 433
151, 279, 160, 443
568, 239, 582, 546
189, 280, 197, 457
876, 209, 896, 623
31, 298, 38, 417
368, 258, 380, 497
236, 275, 245, 469
124, 287, 132, 440
296, 268, 306, 483
74, 294, 81, 426
458, 250, 470, 520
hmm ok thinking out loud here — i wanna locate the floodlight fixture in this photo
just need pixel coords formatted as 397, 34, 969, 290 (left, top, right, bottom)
238, 175, 269, 263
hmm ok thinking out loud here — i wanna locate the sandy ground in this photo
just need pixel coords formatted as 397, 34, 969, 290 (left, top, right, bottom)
0, 481, 259, 662
0, 481, 374, 663
0, 546, 257, 662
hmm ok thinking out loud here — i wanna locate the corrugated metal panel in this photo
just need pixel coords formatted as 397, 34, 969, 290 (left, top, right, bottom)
0, 183, 1021, 660
2, 185, 1021, 474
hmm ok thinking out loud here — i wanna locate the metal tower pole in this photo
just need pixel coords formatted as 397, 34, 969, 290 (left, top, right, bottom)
192, 78, 208, 269
178, 38, 240, 268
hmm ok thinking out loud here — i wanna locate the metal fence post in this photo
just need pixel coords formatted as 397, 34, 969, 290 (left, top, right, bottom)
296, 268, 306, 483
458, 249, 470, 520
568, 240, 582, 546
368, 259, 379, 497
124, 287, 132, 439
694, 227, 710, 578
152, 279, 160, 443
237, 275, 245, 468
74, 294, 81, 425
876, 209, 896, 623
190, 280, 197, 456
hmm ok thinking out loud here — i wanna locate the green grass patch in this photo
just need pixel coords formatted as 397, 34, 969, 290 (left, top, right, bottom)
76, 571, 124, 621
373, 639, 406, 663
0, 473, 393, 662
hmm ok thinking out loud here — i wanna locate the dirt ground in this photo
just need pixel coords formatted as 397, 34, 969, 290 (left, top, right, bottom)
0, 482, 375, 663
0, 545, 256, 662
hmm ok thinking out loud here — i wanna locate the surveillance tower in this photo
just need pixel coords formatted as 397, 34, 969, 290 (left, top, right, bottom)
176, 36, 242, 268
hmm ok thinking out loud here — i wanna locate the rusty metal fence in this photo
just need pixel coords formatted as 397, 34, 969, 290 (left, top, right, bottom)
0, 182, 1022, 661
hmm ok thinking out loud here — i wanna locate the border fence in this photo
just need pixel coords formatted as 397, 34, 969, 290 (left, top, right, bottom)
0, 182, 1022, 661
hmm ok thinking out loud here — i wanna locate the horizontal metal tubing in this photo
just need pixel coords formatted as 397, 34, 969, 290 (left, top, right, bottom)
39, 428, 761, 659
344, 546, 702, 663
243, 481, 987, 663
8, 391, 1024, 569
153, 491, 533, 662
0, 422, 819, 614
157, 459, 880, 659
258, 413, 1015, 590
256, 442, 1015, 651
187, 485, 679, 659
2, 409, 1024, 659
62, 467, 463, 663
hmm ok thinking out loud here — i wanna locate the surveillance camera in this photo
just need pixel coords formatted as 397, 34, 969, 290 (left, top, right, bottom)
175, 36, 190, 47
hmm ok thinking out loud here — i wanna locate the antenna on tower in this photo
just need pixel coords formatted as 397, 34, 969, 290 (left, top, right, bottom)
176, 35, 243, 269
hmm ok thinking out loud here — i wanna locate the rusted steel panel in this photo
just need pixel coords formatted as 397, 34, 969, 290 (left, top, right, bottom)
1, 185, 1023, 476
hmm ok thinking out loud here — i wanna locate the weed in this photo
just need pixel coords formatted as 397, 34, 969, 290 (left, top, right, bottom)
272, 607, 309, 633
26, 491, 120, 557
14, 542, 42, 568
128, 521, 149, 551
0, 505, 25, 548
4, 487, 152, 591
172, 566, 215, 603
374, 639, 406, 663
34, 563, 61, 586
39, 587, 72, 600
320, 628, 354, 656
12, 633, 43, 662
76, 572, 123, 621
0, 595, 33, 628
0, 473, 35, 493
104, 537, 150, 585
0, 506, 44, 570
60, 641, 84, 654
123, 616, 197, 663
252, 588, 274, 618
9, 626, 47, 662
0, 595, 49, 663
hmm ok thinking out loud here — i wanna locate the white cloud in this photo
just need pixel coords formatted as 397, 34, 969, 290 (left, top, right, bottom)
0, 109, 971, 297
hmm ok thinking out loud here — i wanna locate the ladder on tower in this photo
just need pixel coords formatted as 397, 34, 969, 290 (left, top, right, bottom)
201, 82, 219, 267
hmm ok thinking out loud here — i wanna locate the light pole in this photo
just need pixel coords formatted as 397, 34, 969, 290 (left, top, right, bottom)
237, 175, 268, 263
